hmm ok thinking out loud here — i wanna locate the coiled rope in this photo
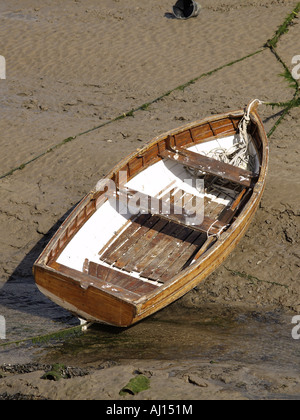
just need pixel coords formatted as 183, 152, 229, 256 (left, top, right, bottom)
188, 100, 264, 178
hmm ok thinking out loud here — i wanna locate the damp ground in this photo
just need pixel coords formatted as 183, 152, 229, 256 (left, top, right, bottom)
1, 304, 300, 400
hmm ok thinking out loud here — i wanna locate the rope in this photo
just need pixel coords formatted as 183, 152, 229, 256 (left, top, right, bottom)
238, 99, 265, 150
186, 99, 264, 178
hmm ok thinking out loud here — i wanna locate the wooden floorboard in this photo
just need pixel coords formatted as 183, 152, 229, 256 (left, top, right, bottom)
147, 230, 202, 281
159, 233, 207, 282
113, 217, 169, 270
140, 225, 196, 279
100, 213, 151, 261
103, 215, 160, 265
131, 223, 188, 275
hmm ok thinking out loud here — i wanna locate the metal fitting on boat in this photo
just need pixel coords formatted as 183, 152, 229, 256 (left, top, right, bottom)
172, 0, 200, 19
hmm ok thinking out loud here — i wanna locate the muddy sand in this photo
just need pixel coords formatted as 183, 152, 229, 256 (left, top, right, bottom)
0, 0, 300, 400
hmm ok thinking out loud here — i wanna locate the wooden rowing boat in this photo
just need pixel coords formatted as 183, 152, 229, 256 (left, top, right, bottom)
33, 100, 269, 327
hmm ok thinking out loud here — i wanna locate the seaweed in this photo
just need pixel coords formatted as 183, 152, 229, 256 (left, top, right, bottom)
119, 375, 150, 396
266, 3, 300, 49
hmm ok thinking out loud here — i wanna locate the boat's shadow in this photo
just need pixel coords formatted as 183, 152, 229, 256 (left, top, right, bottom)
0, 205, 80, 326
263, 108, 288, 125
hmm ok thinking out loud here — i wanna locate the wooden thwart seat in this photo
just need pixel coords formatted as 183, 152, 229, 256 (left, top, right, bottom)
159, 147, 258, 188
86, 260, 159, 295
115, 187, 225, 236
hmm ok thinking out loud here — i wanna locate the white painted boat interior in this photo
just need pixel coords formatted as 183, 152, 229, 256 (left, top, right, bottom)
57, 134, 259, 275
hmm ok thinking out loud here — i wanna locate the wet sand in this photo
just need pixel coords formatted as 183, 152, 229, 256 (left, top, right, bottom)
0, 0, 300, 400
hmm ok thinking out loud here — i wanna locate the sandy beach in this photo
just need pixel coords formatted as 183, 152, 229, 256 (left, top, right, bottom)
0, 0, 300, 400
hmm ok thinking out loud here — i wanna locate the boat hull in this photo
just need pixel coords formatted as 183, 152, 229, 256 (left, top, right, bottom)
33, 106, 268, 327
35, 265, 137, 327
